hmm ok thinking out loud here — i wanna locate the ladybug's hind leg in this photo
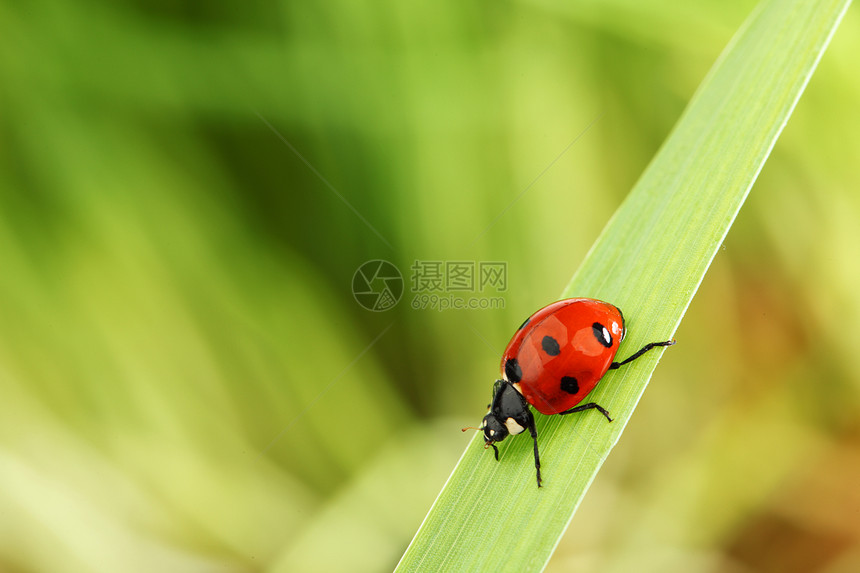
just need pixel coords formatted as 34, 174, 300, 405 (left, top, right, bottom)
609, 340, 675, 370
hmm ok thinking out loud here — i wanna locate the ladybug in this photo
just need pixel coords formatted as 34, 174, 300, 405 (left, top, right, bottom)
465, 298, 675, 486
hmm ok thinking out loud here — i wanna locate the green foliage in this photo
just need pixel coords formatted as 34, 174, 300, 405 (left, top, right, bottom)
0, 1, 857, 572
396, 0, 850, 570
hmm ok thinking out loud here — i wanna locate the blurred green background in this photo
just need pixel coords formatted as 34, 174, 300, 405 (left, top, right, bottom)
2, 1, 859, 572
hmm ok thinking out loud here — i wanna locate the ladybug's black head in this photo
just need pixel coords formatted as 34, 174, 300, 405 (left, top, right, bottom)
475, 380, 533, 459
462, 379, 542, 486
480, 412, 508, 459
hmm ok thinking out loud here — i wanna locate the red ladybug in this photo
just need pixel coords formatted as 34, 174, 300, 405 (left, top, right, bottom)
466, 298, 675, 486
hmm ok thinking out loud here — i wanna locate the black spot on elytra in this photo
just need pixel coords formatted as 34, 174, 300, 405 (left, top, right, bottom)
560, 376, 579, 394
592, 322, 612, 348
504, 358, 522, 383
541, 335, 560, 356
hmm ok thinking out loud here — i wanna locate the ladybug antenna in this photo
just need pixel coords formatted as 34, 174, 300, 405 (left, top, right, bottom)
461, 426, 481, 432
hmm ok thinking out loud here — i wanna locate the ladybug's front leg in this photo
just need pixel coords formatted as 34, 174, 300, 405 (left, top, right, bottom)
525, 410, 542, 487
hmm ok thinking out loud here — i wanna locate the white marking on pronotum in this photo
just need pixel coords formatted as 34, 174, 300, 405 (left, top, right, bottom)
504, 417, 525, 435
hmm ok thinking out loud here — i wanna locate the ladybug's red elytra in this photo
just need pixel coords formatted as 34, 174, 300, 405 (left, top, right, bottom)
465, 298, 675, 487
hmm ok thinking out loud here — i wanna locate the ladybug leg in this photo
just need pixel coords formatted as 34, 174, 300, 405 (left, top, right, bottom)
609, 340, 675, 370
525, 412, 542, 487
489, 442, 500, 461
558, 402, 613, 422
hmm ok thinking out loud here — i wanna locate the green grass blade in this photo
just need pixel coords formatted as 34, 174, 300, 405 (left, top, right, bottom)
396, 0, 850, 571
